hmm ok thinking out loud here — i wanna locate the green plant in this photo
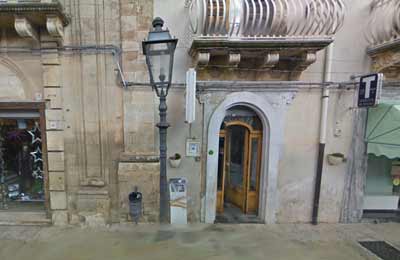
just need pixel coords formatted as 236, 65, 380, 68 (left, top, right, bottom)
170, 153, 181, 160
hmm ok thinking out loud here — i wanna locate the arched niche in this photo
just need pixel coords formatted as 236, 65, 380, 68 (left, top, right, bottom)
0, 57, 30, 100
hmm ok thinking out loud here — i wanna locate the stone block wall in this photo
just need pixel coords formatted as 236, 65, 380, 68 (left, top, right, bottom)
118, 159, 160, 223
41, 37, 68, 225
117, 0, 161, 224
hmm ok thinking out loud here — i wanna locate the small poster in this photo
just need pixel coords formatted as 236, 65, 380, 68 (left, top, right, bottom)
186, 140, 200, 157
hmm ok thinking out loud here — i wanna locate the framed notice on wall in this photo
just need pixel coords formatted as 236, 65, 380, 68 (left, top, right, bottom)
186, 140, 201, 157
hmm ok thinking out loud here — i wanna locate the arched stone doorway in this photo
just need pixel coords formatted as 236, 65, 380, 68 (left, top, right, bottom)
216, 106, 263, 223
204, 92, 283, 224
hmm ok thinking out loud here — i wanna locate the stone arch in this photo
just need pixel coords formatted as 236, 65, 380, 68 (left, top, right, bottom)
204, 92, 282, 224
0, 57, 32, 100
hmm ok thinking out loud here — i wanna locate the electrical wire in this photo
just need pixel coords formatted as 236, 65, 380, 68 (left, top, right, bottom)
1, 45, 399, 90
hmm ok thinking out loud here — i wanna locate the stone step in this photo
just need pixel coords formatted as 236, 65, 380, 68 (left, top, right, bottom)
0, 211, 52, 226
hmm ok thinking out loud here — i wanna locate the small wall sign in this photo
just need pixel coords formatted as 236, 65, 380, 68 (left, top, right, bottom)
358, 73, 383, 108
186, 140, 200, 157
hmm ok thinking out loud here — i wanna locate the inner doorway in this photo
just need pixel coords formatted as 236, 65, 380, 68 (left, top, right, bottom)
216, 106, 263, 223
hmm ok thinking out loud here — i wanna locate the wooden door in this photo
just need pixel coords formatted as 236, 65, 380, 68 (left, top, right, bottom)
245, 133, 262, 214
217, 122, 262, 215
216, 131, 227, 213
224, 125, 249, 212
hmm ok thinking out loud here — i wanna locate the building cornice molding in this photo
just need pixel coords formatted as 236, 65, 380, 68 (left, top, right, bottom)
0, 2, 70, 26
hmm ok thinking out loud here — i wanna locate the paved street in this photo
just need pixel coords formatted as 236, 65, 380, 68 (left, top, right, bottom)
0, 223, 399, 260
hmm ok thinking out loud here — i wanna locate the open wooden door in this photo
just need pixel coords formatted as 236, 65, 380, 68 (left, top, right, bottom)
216, 106, 263, 218
216, 131, 227, 213
224, 125, 249, 212
245, 133, 262, 214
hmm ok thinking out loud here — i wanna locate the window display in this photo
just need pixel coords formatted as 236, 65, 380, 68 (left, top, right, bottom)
0, 119, 44, 210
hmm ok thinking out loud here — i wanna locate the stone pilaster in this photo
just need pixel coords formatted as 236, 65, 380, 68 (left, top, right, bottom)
41, 40, 68, 225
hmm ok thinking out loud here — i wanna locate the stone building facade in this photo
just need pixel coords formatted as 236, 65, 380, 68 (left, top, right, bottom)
0, 0, 398, 226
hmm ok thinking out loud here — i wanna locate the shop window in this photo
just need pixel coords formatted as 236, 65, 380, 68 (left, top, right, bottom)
0, 118, 44, 210
366, 155, 397, 196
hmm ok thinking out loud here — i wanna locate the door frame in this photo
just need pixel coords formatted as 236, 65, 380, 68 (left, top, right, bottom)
0, 102, 49, 213
205, 92, 286, 224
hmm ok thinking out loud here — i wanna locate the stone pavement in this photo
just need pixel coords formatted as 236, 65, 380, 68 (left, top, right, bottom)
0, 223, 399, 260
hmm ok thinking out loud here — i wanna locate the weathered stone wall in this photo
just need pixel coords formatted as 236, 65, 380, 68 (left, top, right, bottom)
118, 160, 160, 222
278, 88, 355, 223
115, 0, 163, 223
60, 0, 125, 225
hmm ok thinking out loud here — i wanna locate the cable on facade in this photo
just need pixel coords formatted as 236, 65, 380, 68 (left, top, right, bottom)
1, 46, 400, 90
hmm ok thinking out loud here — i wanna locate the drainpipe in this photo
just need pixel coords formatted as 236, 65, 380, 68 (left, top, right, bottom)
312, 43, 333, 225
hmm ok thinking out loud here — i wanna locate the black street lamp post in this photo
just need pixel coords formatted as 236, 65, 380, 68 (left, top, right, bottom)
142, 17, 178, 223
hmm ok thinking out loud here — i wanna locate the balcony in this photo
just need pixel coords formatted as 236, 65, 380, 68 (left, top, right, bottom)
0, 0, 69, 42
366, 0, 400, 79
187, 0, 345, 73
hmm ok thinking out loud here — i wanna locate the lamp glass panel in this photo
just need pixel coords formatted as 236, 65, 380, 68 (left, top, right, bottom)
147, 42, 171, 85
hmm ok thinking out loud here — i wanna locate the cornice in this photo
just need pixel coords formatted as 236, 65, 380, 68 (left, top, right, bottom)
0, 2, 70, 26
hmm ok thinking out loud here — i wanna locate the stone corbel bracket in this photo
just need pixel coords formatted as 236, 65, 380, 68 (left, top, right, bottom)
15, 16, 39, 42
228, 52, 241, 67
289, 51, 317, 79
194, 51, 211, 67
47, 15, 64, 38
261, 52, 280, 69
189, 37, 332, 76
193, 51, 242, 68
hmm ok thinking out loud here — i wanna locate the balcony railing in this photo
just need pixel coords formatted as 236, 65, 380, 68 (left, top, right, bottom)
366, 0, 400, 46
188, 0, 345, 38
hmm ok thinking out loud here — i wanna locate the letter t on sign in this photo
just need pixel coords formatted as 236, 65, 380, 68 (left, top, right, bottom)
362, 75, 376, 99
358, 73, 383, 108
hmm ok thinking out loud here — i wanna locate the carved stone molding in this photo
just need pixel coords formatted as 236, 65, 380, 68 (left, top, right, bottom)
261, 52, 280, 69
300, 52, 317, 69
288, 51, 317, 80
189, 38, 330, 76
228, 52, 241, 67
294, 52, 317, 72
368, 40, 400, 80
14, 16, 39, 42
47, 15, 64, 38
372, 51, 400, 71
194, 52, 210, 67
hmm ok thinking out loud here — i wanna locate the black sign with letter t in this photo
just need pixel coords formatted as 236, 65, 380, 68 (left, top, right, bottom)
358, 73, 383, 108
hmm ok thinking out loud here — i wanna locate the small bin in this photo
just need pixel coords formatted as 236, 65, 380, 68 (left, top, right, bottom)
129, 191, 142, 224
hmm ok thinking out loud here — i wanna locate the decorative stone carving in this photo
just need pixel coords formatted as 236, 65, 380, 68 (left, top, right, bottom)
228, 52, 241, 67
14, 16, 39, 42
368, 40, 400, 80
372, 51, 400, 71
299, 52, 317, 70
194, 52, 210, 67
189, 38, 330, 77
47, 16, 64, 38
261, 52, 280, 69
289, 52, 317, 78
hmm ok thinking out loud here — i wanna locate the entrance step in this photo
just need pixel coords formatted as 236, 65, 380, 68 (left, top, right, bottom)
0, 211, 51, 226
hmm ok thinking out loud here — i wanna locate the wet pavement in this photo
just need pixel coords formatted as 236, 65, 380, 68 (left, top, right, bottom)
0, 223, 399, 260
